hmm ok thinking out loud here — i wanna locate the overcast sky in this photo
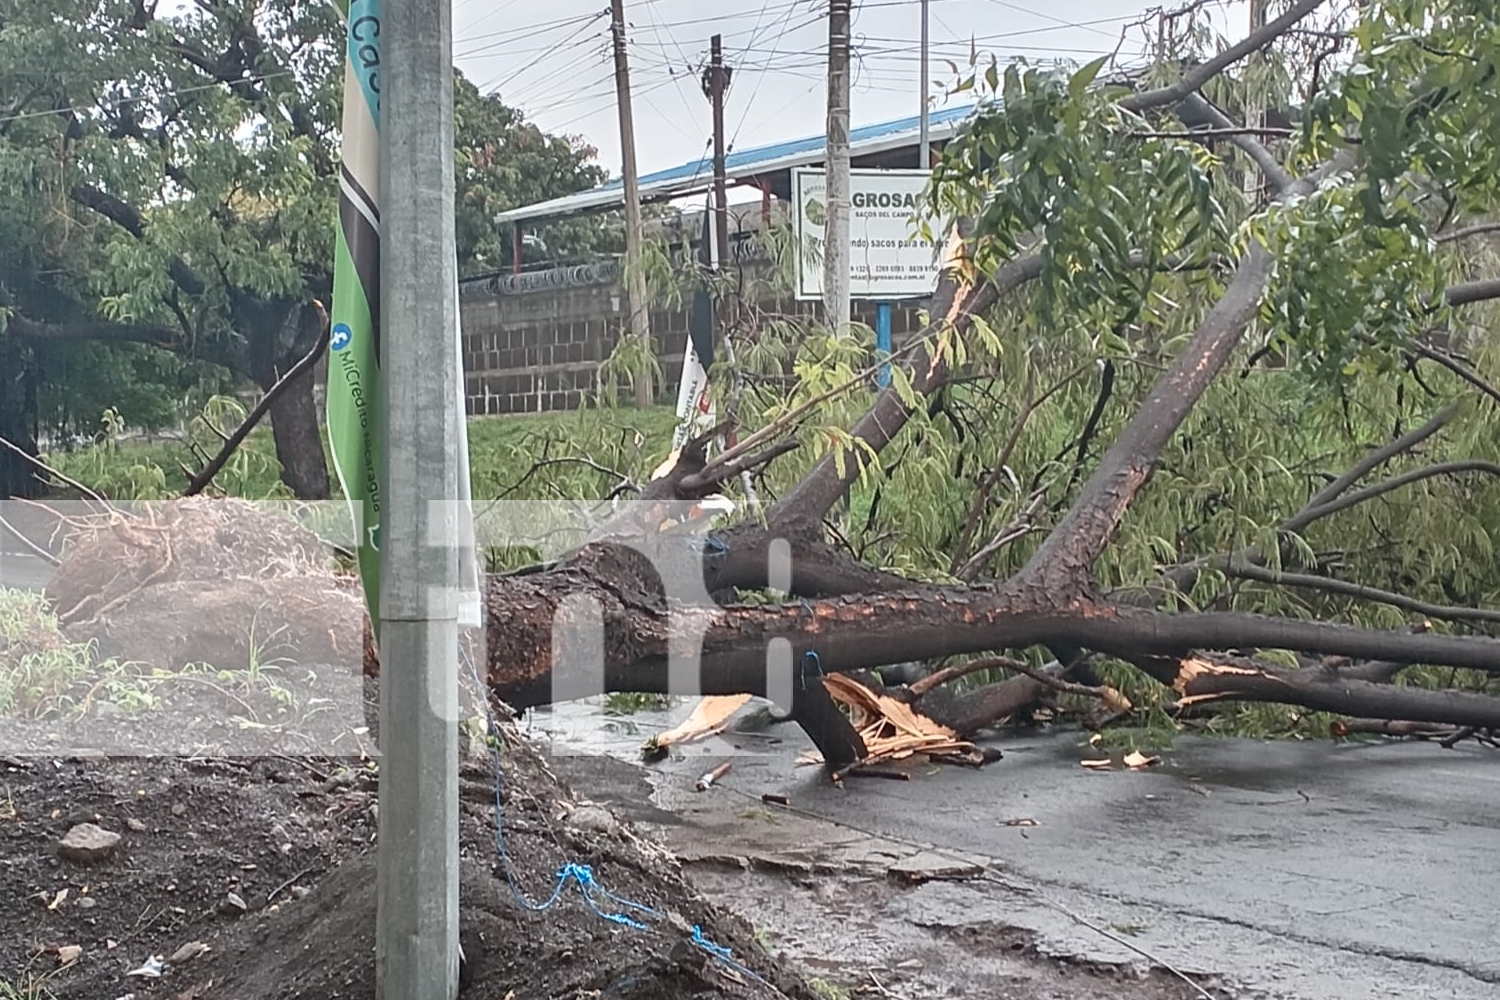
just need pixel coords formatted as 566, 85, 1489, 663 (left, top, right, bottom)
452, 0, 1252, 192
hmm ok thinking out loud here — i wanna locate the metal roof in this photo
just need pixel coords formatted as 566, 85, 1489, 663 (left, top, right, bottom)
495, 102, 981, 226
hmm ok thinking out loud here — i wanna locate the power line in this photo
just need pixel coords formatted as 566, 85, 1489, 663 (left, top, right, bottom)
638, 0, 707, 126
729, 6, 817, 148
456, 10, 608, 61
472, 12, 611, 97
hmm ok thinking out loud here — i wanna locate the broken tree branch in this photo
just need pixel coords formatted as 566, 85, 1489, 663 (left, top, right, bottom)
1132, 653, 1500, 729
182, 306, 329, 497
0, 435, 110, 506
1121, 0, 1332, 112
1019, 152, 1354, 588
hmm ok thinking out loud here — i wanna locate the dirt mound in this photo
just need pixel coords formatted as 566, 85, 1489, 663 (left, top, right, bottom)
31, 498, 369, 682
44, 498, 335, 627
0, 715, 804, 999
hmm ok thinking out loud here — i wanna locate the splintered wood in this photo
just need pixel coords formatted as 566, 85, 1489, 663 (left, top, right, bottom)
642, 694, 752, 754
799, 674, 982, 770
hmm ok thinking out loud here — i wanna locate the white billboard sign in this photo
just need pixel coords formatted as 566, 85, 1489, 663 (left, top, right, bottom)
791, 167, 941, 301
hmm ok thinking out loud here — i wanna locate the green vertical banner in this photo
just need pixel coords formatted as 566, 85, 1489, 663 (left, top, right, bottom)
327, 0, 385, 637
327, 0, 484, 640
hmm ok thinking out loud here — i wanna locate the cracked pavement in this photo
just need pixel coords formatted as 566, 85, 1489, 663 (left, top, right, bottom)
546, 712, 1500, 1000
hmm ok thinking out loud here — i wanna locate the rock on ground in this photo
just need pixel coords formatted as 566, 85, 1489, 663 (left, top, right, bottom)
57, 823, 121, 864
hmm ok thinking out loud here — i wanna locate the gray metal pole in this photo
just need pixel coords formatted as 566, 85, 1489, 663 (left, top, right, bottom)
376, 0, 461, 996
918, 0, 930, 169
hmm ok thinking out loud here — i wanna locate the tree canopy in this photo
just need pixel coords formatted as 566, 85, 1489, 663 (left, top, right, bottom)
0, 0, 610, 498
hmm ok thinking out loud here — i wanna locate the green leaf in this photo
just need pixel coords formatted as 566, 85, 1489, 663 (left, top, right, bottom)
1069, 54, 1110, 100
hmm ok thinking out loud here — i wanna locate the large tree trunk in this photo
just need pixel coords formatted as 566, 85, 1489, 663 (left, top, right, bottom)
0, 338, 43, 500
265, 361, 330, 500
246, 299, 331, 501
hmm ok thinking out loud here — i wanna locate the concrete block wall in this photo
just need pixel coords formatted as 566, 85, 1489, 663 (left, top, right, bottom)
458, 259, 931, 417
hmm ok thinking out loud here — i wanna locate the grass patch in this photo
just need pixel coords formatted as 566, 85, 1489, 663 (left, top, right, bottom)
0, 587, 314, 729
45, 405, 682, 503
0, 973, 57, 1000
602, 692, 672, 715
0, 589, 133, 719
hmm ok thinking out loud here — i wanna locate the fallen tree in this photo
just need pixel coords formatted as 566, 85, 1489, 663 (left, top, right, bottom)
454, 0, 1500, 765
19, 0, 1500, 772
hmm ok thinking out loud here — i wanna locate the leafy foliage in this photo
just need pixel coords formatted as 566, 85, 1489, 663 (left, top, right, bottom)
0, 0, 610, 484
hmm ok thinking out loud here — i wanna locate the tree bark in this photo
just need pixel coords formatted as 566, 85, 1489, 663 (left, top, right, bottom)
246, 299, 331, 501
264, 364, 330, 500
0, 338, 43, 500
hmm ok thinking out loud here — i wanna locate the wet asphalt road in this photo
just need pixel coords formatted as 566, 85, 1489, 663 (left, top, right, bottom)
0, 551, 51, 591
545, 715, 1500, 1000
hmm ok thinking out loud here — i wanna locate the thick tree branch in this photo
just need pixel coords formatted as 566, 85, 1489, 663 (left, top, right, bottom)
771, 246, 1046, 532
68, 185, 206, 296
1131, 653, 1500, 729
1445, 277, 1500, 308
9, 314, 181, 350
1018, 153, 1354, 588
479, 559, 1500, 720
1121, 0, 1332, 112
1176, 93, 1295, 192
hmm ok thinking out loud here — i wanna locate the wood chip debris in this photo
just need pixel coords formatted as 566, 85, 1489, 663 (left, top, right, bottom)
1081, 751, 1162, 770
1124, 750, 1161, 769
816, 673, 982, 769
694, 762, 731, 791
643, 694, 752, 755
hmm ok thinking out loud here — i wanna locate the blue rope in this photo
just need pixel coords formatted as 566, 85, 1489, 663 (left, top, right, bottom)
682, 534, 728, 557
799, 650, 824, 691
461, 644, 769, 988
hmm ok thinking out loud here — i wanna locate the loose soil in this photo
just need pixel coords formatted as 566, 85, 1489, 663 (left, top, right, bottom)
0, 698, 807, 1000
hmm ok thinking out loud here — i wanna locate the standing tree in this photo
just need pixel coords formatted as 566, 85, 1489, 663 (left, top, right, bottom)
0, 0, 610, 499
450, 0, 1500, 764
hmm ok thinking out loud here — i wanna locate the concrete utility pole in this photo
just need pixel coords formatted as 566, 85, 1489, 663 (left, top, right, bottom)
823, 0, 852, 337
704, 34, 732, 268
376, 0, 461, 997
918, 0, 930, 169
610, 0, 655, 406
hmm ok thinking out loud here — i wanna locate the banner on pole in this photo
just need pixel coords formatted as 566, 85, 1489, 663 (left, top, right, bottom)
671, 201, 718, 452
326, 0, 482, 636
326, 0, 383, 635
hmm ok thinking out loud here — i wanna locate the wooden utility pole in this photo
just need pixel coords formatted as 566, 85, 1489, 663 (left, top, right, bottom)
918, 0, 930, 169
823, 0, 852, 338
610, 0, 654, 406
704, 35, 731, 269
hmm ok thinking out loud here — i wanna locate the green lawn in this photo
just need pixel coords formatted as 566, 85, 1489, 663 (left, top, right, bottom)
44, 405, 683, 502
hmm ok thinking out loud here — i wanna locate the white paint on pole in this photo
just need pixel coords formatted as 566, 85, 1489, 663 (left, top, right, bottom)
792, 167, 942, 301
376, 0, 462, 996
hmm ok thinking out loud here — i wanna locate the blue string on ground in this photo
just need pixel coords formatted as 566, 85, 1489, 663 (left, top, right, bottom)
460, 644, 772, 989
